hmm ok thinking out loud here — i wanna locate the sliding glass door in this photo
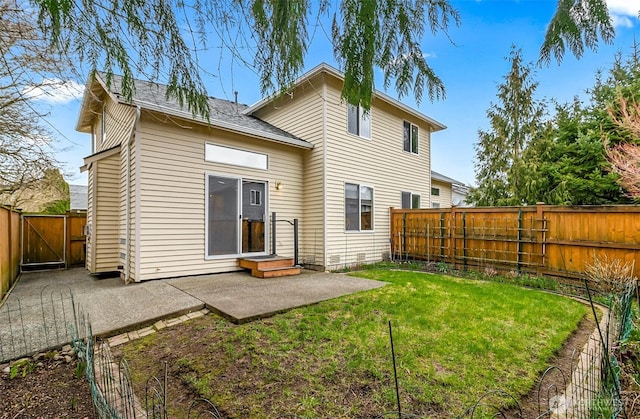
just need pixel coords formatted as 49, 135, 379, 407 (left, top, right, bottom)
207, 175, 267, 257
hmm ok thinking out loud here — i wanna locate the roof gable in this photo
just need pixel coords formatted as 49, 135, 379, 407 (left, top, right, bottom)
76, 73, 313, 149
244, 63, 446, 132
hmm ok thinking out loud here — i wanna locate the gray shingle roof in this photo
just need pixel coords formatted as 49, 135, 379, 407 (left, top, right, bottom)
431, 170, 465, 186
99, 73, 312, 149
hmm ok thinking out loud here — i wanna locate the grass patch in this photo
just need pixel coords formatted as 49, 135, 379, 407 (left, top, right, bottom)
116, 269, 589, 417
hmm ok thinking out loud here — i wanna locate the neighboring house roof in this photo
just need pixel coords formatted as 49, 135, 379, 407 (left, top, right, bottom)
431, 170, 465, 186
76, 73, 313, 149
69, 184, 88, 210
244, 63, 447, 132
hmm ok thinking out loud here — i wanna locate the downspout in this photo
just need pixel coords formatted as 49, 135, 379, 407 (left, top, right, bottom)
125, 106, 141, 283
322, 74, 328, 270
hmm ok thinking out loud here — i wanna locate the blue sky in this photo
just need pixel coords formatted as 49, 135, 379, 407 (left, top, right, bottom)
33, 0, 640, 187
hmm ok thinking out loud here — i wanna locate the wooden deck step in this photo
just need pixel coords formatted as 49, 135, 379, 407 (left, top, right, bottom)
239, 256, 295, 271
239, 256, 300, 278
252, 266, 301, 278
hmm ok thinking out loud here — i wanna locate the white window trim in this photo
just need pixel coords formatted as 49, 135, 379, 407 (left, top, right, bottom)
431, 187, 440, 196
344, 182, 375, 233
205, 172, 241, 260
403, 121, 419, 154
204, 173, 270, 260
347, 104, 372, 139
412, 193, 421, 209
401, 191, 421, 209
205, 143, 269, 170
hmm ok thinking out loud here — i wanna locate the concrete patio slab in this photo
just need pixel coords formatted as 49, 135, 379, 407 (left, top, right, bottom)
3, 268, 385, 336
167, 269, 386, 323
4, 269, 205, 337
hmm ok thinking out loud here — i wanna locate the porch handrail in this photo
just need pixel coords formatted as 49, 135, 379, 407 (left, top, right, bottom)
271, 212, 299, 266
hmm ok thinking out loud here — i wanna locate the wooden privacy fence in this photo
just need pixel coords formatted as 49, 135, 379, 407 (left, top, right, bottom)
390, 204, 640, 280
1, 209, 86, 293
1, 206, 21, 295
21, 211, 87, 271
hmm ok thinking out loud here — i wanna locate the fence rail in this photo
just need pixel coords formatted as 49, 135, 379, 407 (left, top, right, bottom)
390, 204, 640, 280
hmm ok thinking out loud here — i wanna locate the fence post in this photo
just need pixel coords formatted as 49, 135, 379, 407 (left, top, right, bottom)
517, 210, 523, 274
536, 202, 545, 277
450, 206, 457, 268
439, 213, 445, 261
402, 212, 407, 260
462, 211, 467, 271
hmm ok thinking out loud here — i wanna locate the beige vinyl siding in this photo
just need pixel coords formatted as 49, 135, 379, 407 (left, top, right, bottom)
135, 114, 305, 281
252, 75, 326, 267
323, 78, 432, 269
118, 140, 138, 281
431, 180, 453, 208
98, 97, 135, 152
119, 145, 126, 275
129, 140, 138, 281
86, 167, 95, 271
94, 153, 121, 272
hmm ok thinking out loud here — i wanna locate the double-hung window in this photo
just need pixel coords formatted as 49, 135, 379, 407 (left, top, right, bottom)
347, 104, 371, 138
401, 192, 421, 209
345, 183, 373, 231
403, 121, 418, 153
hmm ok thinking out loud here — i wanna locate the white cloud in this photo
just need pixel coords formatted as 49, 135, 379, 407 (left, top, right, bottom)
22, 78, 85, 104
611, 14, 634, 28
607, 0, 640, 28
607, 0, 640, 16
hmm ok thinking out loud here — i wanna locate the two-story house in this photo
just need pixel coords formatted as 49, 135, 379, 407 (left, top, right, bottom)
76, 63, 445, 282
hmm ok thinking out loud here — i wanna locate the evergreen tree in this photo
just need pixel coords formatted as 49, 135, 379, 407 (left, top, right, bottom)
517, 48, 640, 206
468, 47, 546, 206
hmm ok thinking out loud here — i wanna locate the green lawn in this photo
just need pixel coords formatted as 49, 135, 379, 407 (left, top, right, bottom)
117, 270, 589, 418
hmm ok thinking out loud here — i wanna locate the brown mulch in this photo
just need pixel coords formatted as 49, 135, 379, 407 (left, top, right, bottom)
0, 357, 96, 419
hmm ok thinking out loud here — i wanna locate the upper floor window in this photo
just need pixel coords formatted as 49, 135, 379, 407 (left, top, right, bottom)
431, 187, 440, 196
345, 183, 373, 231
347, 104, 371, 139
401, 192, 420, 209
403, 121, 418, 153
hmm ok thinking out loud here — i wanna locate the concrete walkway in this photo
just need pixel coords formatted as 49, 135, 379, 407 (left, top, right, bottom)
3, 268, 385, 337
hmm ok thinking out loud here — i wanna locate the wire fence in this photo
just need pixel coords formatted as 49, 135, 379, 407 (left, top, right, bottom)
1, 274, 637, 418
0, 286, 81, 363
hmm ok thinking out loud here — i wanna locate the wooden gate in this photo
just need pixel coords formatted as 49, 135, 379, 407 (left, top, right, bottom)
21, 212, 86, 270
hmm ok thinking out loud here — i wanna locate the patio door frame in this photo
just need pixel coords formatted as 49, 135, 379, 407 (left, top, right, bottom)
205, 173, 269, 259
